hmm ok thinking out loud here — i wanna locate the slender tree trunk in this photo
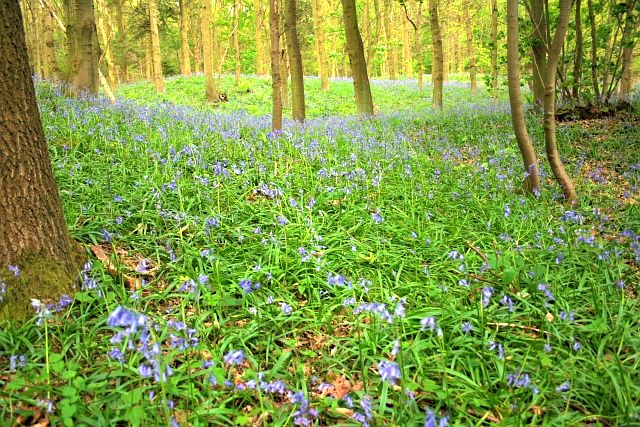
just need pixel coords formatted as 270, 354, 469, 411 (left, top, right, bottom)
543, 0, 577, 205
43, 7, 60, 80
279, 13, 289, 109
144, 34, 152, 80
428, 0, 443, 109
1, 0, 84, 320
373, 0, 382, 77
234, 0, 242, 84
179, 0, 192, 75
464, 6, 477, 94
491, 0, 498, 97
572, 0, 583, 101
284, 0, 305, 121
66, 0, 100, 95
96, 0, 117, 91
586, 0, 599, 99
115, 0, 128, 82
341, 0, 374, 115
311, 0, 330, 90
31, 0, 44, 76
415, 2, 423, 90
506, 0, 540, 194
363, 0, 373, 77
618, 1, 636, 96
202, 0, 219, 101
148, 0, 165, 92
403, 13, 412, 77
269, 0, 282, 129
194, 13, 203, 73
383, 0, 395, 79
530, 0, 547, 108
255, 0, 265, 75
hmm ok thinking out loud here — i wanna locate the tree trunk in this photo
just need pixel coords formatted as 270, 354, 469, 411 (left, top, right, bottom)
341, 0, 374, 115
530, 0, 546, 108
311, 0, 329, 91
179, 0, 192, 75
415, 2, 423, 90
428, 0, 443, 109
284, 0, 305, 121
543, 0, 577, 205
572, 0, 583, 101
255, 0, 265, 75
66, 0, 100, 95
202, 0, 220, 101
144, 34, 152, 80
269, 0, 282, 130
506, 0, 540, 194
383, 0, 395, 79
148, 0, 165, 93
234, 0, 242, 84
96, 0, 118, 91
618, 1, 636, 96
491, 0, 498, 98
373, 0, 382, 77
43, 7, 60, 80
1, 0, 83, 320
464, 5, 477, 94
279, 14, 289, 109
402, 12, 412, 77
115, 0, 128, 82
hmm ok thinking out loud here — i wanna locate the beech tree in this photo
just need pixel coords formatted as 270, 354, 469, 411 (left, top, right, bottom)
269, 0, 283, 129
1, 0, 84, 320
428, 0, 443, 109
65, 0, 100, 95
179, 0, 192, 75
284, 0, 305, 121
202, 0, 221, 101
148, 0, 165, 93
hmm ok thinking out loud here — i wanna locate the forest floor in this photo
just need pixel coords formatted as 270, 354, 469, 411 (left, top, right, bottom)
1, 75, 639, 426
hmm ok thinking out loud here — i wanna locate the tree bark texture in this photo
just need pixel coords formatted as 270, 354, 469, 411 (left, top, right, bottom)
530, 0, 547, 107
428, 0, 443, 109
587, 0, 599, 98
312, 0, 329, 90
572, 0, 583, 101
255, 0, 266, 75
491, 0, 498, 97
284, 0, 305, 121
202, 0, 219, 101
95, 0, 117, 91
179, 0, 192, 75
269, 0, 283, 130
115, 0, 128, 82
341, 0, 374, 115
383, 0, 396, 79
65, 0, 100, 95
464, 5, 477, 94
148, 0, 165, 93
506, 0, 540, 194
1, 0, 83, 320
43, 7, 60, 80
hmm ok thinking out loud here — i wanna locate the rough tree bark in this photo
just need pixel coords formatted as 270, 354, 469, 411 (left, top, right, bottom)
491, 0, 498, 98
148, 0, 165, 93
43, 6, 61, 80
543, 0, 578, 205
65, 0, 100, 95
506, 0, 540, 195
179, 0, 192, 75
311, 0, 329, 90
530, 0, 547, 108
269, 0, 283, 129
95, 0, 118, 91
202, 0, 220, 101
572, 0, 583, 101
284, 0, 305, 121
428, 0, 443, 109
341, 0, 374, 115
1, 0, 84, 321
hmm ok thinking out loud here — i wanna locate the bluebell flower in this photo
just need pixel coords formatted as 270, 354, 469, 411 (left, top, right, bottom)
8, 265, 20, 277
224, 350, 245, 366
461, 322, 473, 333
421, 316, 437, 332
556, 381, 570, 392
377, 359, 401, 385
280, 302, 293, 315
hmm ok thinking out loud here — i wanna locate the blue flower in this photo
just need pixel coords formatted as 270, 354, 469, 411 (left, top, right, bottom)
224, 350, 245, 366
377, 359, 401, 385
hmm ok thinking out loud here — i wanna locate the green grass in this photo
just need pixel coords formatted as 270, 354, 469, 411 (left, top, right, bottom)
1, 75, 639, 426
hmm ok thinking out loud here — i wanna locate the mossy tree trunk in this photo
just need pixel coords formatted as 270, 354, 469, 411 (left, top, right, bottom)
43, 6, 61, 80
1, 0, 84, 321
341, 0, 374, 115
284, 0, 305, 121
269, 0, 283, 130
95, 0, 118, 91
428, 0, 443, 109
506, 0, 540, 195
65, 0, 100, 95
383, 0, 396, 79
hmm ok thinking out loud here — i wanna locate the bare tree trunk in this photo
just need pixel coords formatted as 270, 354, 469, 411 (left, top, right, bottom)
383, 0, 396, 79
402, 12, 412, 77
506, 0, 540, 194
543, 0, 577, 205
255, 0, 265, 75
373, 0, 382, 77
279, 13, 289, 109
490, 0, 498, 97
428, 0, 443, 109
66, 0, 100, 95
144, 34, 152, 80
202, 0, 220, 101
30, 0, 44, 76
269, 0, 282, 130
530, 0, 546, 108
179, 0, 192, 75
284, 0, 305, 121
96, 0, 117, 91
1, 0, 84, 320
464, 5, 477, 94
341, 0, 374, 115
586, 0, 599, 98
572, 0, 583, 101
115, 0, 128, 82
234, 0, 242, 84
148, 0, 165, 93
618, 1, 636, 96
43, 7, 60, 80
311, 0, 329, 90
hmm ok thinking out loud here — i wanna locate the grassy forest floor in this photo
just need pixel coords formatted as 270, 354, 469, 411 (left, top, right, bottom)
1, 75, 639, 426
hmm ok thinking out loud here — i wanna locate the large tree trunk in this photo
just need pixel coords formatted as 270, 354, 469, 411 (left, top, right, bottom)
490, 0, 498, 98
572, 0, 583, 101
29, 0, 44, 76
341, 0, 374, 115
179, 0, 192, 75
148, 0, 165, 93
255, 0, 266, 75
234, 0, 242, 84
202, 0, 220, 101
43, 7, 61, 80
543, 0, 577, 205
269, 0, 283, 130
311, 0, 329, 90
1, 0, 83, 320
506, 0, 540, 195
284, 0, 305, 121
428, 0, 443, 109
530, 0, 546, 108
464, 5, 477, 94
66, 0, 100, 95
115, 0, 128, 82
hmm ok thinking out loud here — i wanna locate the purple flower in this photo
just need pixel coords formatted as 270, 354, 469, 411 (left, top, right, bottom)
421, 316, 437, 332
8, 265, 20, 277
461, 321, 473, 333
424, 409, 448, 427
224, 350, 245, 366
280, 302, 293, 315
507, 371, 531, 388
198, 274, 209, 285
556, 381, 570, 392
482, 287, 494, 308
371, 211, 384, 224
537, 283, 555, 302
377, 359, 401, 385
136, 259, 149, 273
489, 341, 505, 359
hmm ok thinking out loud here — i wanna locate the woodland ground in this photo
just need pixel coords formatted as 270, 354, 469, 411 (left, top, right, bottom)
1, 75, 639, 426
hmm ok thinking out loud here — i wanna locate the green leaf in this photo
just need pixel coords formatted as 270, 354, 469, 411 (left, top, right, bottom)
502, 267, 517, 284
61, 385, 78, 398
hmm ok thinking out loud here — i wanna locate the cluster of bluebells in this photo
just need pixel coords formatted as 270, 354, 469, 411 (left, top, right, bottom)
506, 371, 539, 394
290, 391, 319, 426
238, 278, 261, 293
424, 409, 449, 427
9, 355, 27, 371
0, 280, 6, 303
